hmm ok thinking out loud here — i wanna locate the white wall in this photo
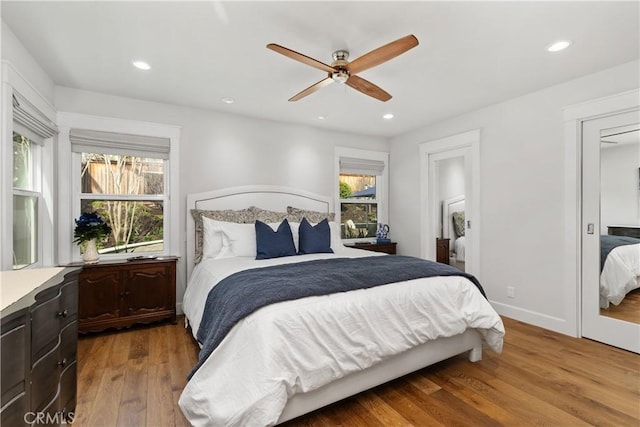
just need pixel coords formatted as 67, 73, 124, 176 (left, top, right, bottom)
1, 21, 57, 270
601, 142, 640, 233
1, 21, 55, 103
438, 156, 465, 204
54, 86, 388, 307
389, 59, 640, 335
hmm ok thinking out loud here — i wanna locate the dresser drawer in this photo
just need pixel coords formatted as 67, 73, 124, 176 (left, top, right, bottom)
1, 323, 26, 406
31, 291, 61, 362
1, 393, 27, 427
60, 280, 79, 327
59, 362, 77, 421
59, 321, 78, 368
31, 343, 61, 412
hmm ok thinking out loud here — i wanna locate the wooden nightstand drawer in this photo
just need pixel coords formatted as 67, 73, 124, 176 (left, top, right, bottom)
347, 242, 397, 255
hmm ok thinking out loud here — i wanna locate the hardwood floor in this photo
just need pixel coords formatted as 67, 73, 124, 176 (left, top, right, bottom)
601, 287, 640, 324
75, 317, 640, 426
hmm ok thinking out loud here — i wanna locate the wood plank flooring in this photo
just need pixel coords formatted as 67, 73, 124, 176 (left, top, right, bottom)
601, 288, 640, 324
75, 316, 640, 426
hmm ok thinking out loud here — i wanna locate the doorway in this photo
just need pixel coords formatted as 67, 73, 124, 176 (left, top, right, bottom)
419, 129, 480, 276
581, 111, 640, 353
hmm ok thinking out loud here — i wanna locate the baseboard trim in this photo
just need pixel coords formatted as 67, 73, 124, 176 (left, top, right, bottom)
490, 300, 576, 337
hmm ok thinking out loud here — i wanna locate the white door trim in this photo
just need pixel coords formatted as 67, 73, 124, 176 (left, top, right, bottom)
562, 88, 640, 338
419, 129, 481, 276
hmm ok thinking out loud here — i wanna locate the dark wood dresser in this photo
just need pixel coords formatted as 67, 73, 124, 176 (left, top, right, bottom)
75, 257, 177, 334
436, 238, 450, 264
347, 242, 397, 255
1, 267, 80, 426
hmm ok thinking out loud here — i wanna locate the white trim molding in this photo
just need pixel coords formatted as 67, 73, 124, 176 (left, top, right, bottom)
562, 88, 640, 338
56, 112, 181, 267
419, 129, 481, 276
334, 147, 389, 243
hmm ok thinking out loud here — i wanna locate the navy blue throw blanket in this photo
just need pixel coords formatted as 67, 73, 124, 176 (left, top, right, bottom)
600, 235, 640, 272
189, 255, 486, 379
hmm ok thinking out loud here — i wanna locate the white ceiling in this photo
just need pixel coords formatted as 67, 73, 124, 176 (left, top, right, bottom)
2, 1, 639, 138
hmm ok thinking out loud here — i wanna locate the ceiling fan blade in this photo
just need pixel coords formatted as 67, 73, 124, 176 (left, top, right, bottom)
267, 43, 335, 73
347, 34, 419, 75
289, 77, 334, 102
346, 75, 392, 102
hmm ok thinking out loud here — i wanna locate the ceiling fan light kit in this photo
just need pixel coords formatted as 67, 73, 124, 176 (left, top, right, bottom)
267, 34, 419, 102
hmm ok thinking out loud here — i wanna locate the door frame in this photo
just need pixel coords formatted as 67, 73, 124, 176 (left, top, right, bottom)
563, 88, 640, 339
419, 129, 480, 276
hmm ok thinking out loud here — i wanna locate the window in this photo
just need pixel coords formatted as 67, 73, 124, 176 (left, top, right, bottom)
339, 173, 378, 239
336, 148, 389, 242
12, 132, 39, 269
71, 129, 171, 257
80, 154, 165, 254
8, 90, 57, 270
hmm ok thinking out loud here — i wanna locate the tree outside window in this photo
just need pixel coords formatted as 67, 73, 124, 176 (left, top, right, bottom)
80, 153, 164, 253
339, 174, 378, 239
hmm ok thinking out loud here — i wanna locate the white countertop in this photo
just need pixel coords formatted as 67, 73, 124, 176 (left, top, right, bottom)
0, 267, 66, 311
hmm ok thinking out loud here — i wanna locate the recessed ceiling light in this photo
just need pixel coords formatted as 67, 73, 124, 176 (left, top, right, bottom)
547, 40, 572, 52
221, 97, 235, 104
317, 115, 327, 120
132, 60, 151, 70
383, 113, 394, 120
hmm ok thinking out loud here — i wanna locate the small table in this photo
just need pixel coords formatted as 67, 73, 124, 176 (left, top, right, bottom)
347, 242, 397, 255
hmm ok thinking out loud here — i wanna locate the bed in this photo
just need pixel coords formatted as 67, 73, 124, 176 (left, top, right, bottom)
600, 234, 640, 308
179, 185, 504, 426
443, 195, 466, 268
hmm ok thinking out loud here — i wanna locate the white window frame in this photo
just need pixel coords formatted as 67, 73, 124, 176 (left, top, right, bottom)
334, 147, 389, 244
11, 131, 42, 269
1, 62, 57, 270
56, 113, 180, 264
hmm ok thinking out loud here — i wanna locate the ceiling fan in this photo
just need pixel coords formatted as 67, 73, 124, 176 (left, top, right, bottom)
267, 34, 419, 102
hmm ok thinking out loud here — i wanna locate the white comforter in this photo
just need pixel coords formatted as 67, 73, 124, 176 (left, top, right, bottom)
179, 248, 504, 426
600, 243, 640, 308
454, 236, 466, 262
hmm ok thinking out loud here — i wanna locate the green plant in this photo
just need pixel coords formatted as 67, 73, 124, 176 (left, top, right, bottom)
339, 181, 352, 198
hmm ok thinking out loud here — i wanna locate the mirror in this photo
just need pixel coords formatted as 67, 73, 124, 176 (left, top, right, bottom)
599, 125, 640, 324
437, 156, 466, 271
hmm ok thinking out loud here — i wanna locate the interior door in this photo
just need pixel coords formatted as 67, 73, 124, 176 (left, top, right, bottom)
581, 110, 640, 353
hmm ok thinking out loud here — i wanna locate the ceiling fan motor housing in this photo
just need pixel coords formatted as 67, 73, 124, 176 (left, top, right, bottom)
331, 50, 350, 83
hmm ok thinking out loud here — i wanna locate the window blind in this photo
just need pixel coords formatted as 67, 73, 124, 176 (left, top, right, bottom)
69, 129, 171, 159
339, 157, 385, 175
12, 93, 58, 144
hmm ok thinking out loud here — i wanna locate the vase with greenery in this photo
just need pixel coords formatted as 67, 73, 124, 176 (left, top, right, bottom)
73, 212, 112, 263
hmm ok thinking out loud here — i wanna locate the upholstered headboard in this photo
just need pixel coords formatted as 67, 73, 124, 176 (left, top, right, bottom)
442, 195, 465, 242
185, 185, 332, 281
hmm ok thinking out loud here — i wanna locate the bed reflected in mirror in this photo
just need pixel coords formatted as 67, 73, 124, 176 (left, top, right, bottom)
443, 195, 466, 271
598, 126, 640, 324
436, 155, 466, 272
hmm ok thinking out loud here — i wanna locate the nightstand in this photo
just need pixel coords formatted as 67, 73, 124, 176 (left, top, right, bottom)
72, 256, 178, 333
347, 242, 397, 255
436, 238, 450, 264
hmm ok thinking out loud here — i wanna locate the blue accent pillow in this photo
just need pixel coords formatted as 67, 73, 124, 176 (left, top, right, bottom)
255, 219, 297, 260
298, 218, 334, 254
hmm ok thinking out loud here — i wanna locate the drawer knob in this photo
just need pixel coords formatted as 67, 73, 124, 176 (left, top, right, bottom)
58, 358, 67, 368
57, 309, 68, 318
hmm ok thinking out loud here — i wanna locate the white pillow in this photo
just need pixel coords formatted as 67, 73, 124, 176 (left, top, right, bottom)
202, 217, 225, 259
329, 221, 345, 251
203, 218, 258, 259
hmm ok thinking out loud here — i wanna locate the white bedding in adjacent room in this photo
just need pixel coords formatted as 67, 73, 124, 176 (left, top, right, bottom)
454, 235, 466, 262
179, 248, 504, 426
600, 243, 640, 308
